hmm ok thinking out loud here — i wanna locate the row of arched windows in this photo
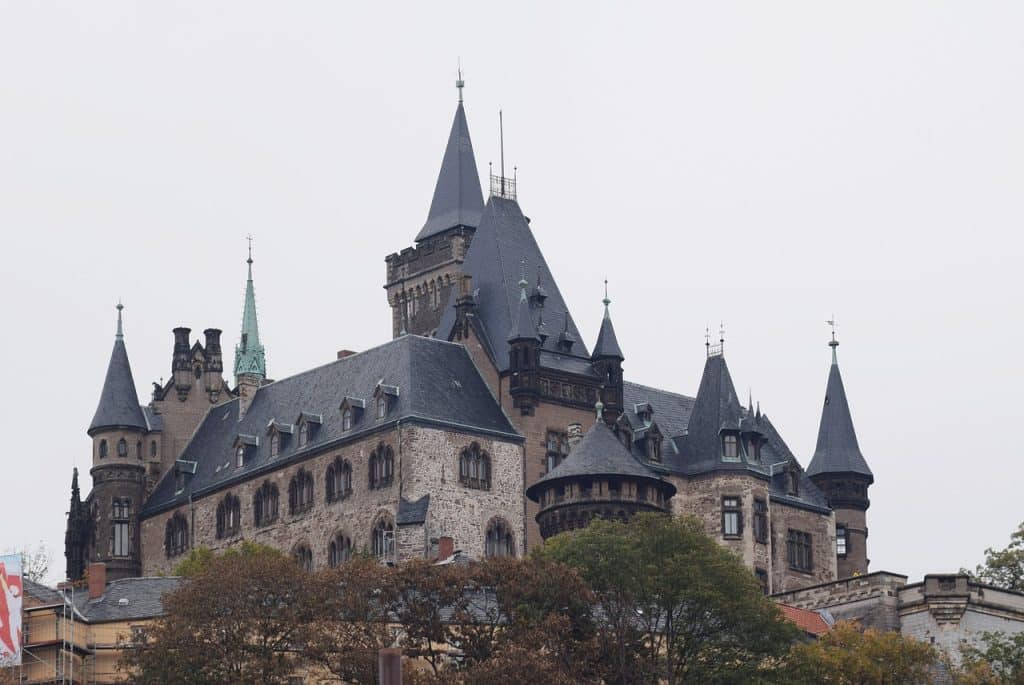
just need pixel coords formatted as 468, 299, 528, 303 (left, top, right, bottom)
98, 437, 155, 460
288, 468, 315, 514
164, 512, 189, 558
326, 458, 353, 502
369, 445, 394, 489
216, 494, 241, 539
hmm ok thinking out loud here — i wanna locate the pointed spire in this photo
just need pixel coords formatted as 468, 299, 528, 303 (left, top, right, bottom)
680, 351, 744, 461
807, 335, 873, 479
70, 467, 80, 501
415, 82, 485, 242
234, 238, 267, 382
507, 261, 540, 343
89, 303, 147, 435
592, 280, 624, 360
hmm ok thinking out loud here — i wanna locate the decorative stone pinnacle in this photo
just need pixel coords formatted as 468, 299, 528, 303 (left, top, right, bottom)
115, 301, 124, 340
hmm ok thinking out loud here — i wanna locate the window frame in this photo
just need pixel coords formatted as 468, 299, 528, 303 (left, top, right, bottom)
786, 529, 813, 573
722, 496, 742, 538
836, 524, 848, 558
753, 498, 769, 544
722, 433, 740, 461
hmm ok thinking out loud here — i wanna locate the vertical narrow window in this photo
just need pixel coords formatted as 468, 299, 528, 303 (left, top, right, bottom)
787, 529, 813, 572
722, 497, 742, 538
485, 519, 515, 558
722, 434, 739, 460
298, 422, 308, 447
99, 440, 108, 459
373, 518, 395, 562
377, 397, 387, 419
836, 525, 848, 558
342, 409, 352, 431
753, 499, 768, 544
236, 445, 245, 468
117, 439, 128, 458
545, 430, 568, 473
270, 433, 279, 458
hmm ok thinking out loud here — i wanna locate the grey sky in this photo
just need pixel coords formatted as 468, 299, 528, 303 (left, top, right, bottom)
1, 2, 1021, 583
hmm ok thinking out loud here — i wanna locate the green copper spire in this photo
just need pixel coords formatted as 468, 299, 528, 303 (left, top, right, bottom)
234, 238, 266, 382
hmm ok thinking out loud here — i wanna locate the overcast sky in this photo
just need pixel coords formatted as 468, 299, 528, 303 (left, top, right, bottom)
1, 2, 1022, 584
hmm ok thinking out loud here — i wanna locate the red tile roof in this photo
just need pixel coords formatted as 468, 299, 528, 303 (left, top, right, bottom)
777, 603, 831, 637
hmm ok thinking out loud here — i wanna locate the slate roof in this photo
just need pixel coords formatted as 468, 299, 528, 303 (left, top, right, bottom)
526, 421, 675, 502
415, 102, 485, 242
142, 335, 520, 517
592, 304, 624, 360
72, 576, 182, 623
807, 354, 873, 481
89, 336, 148, 435
397, 494, 430, 526
436, 196, 592, 373
23, 579, 64, 606
677, 354, 746, 467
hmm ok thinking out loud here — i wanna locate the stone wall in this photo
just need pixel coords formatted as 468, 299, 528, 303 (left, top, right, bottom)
140, 423, 523, 575
668, 472, 836, 592
384, 231, 471, 338
771, 571, 908, 632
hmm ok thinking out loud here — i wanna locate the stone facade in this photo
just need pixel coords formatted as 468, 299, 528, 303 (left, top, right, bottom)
140, 424, 523, 575
385, 229, 472, 338
773, 572, 1024, 665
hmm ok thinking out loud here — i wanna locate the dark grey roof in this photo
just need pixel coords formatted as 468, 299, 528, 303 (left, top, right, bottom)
72, 576, 182, 623
677, 354, 745, 465
143, 405, 163, 432
142, 335, 520, 517
89, 337, 148, 435
526, 421, 675, 501
807, 358, 873, 480
507, 286, 540, 342
592, 305, 624, 360
23, 579, 63, 605
437, 196, 591, 373
397, 494, 430, 526
415, 102, 485, 242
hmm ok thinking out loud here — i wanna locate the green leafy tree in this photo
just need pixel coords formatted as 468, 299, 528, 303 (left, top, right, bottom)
537, 512, 799, 685
784, 621, 939, 685
123, 544, 314, 685
958, 631, 1024, 685
970, 521, 1024, 592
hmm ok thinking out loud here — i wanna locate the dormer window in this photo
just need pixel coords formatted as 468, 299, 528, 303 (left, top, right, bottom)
266, 421, 293, 457
649, 436, 662, 463
234, 435, 258, 467
339, 398, 365, 431
270, 433, 280, 458
298, 422, 308, 447
373, 384, 399, 420
722, 433, 739, 461
236, 445, 245, 467
377, 396, 387, 419
748, 438, 762, 462
787, 469, 800, 496
295, 413, 322, 446
173, 460, 197, 494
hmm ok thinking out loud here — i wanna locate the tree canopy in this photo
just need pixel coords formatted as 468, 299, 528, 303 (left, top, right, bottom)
970, 520, 1024, 592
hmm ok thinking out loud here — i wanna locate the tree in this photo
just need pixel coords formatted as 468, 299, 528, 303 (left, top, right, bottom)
970, 521, 1024, 592
2, 542, 51, 583
537, 513, 799, 685
958, 631, 1024, 685
784, 621, 940, 685
387, 560, 468, 679
299, 556, 398, 684
123, 544, 315, 685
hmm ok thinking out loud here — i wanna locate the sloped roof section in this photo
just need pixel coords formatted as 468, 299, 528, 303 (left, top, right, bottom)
677, 354, 744, 464
415, 102, 485, 242
526, 421, 674, 501
807, 359, 873, 480
592, 303, 624, 360
72, 576, 182, 623
89, 335, 147, 435
437, 196, 590, 371
143, 335, 520, 517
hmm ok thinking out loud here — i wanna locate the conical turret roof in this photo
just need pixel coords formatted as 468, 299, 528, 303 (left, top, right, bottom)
234, 250, 267, 380
526, 421, 674, 501
507, 277, 540, 343
89, 305, 147, 435
807, 344, 873, 480
592, 296, 624, 360
678, 353, 744, 462
415, 101, 484, 242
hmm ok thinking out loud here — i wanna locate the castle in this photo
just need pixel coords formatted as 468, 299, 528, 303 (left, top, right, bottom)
65, 81, 875, 594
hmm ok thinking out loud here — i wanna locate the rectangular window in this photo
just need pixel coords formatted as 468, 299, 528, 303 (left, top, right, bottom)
545, 430, 569, 473
755, 568, 769, 595
787, 529, 813, 572
753, 499, 768, 544
113, 522, 130, 557
722, 434, 739, 460
722, 497, 742, 538
836, 525, 848, 557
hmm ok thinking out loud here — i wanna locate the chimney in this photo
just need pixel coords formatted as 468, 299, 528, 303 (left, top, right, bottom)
453, 275, 476, 341
437, 536, 455, 562
337, 349, 357, 360
172, 327, 192, 397
88, 562, 106, 599
203, 329, 223, 371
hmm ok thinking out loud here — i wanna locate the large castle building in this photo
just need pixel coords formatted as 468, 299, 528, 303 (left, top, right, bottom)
65, 81, 874, 594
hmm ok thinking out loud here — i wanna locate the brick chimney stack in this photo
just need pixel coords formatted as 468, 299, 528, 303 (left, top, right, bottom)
88, 562, 107, 599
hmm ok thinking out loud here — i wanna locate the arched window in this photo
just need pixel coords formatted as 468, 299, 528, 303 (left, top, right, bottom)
376, 396, 387, 419
236, 445, 245, 468
459, 443, 491, 490
325, 458, 353, 503
298, 421, 308, 447
289, 468, 315, 515
253, 481, 279, 527
372, 516, 395, 561
150, 440, 158, 458
485, 519, 515, 558
368, 444, 394, 490
328, 533, 352, 568
136, 441, 142, 460
99, 439, 108, 459
342, 408, 352, 431
117, 438, 128, 458
270, 433, 280, 458
164, 512, 189, 558
293, 544, 313, 572
216, 493, 241, 539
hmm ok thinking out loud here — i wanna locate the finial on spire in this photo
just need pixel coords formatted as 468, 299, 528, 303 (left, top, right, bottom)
246, 234, 253, 265
705, 325, 711, 353
827, 316, 839, 364
115, 301, 124, 340
595, 395, 605, 422
603, 278, 611, 308
456, 60, 464, 103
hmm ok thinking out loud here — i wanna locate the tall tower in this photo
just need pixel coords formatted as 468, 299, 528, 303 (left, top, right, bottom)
807, 333, 874, 578
84, 303, 147, 581
234, 241, 267, 417
507, 273, 541, 415
384, 75, 485, 338
591, 284, 625, 424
